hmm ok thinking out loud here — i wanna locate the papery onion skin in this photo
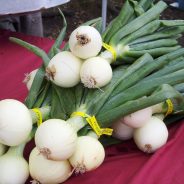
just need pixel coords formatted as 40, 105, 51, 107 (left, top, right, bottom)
35, 119, 77, 161
133, 116, 168, 153
23, 68, 38, 90
69, 25, 102, 59
46, 51, 82, 88
0, 99, 32, 146
80, 57, 112, 88
29, 147, 72, 184
69, 136, 105, 174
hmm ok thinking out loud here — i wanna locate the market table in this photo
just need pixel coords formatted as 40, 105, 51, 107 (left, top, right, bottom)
0, 29, 184, 184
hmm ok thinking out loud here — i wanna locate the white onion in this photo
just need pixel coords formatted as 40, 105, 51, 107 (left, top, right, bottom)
123, 107, 153, 128
69, 25, 102, 59
35, 119, 77, 161
133, 116, 168, 153
69, 136, 105, 174
46, 51, 82, 88
0, 99, 32, 146
0, 145, 29, 184
112, 118, 134, 140
23, 68, 38, 90
80, 57, 112, 88
29, 147, 72, 184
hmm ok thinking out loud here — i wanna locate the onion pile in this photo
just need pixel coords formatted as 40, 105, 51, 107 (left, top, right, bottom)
68, 25, 113, 88
112, 105, 170, 153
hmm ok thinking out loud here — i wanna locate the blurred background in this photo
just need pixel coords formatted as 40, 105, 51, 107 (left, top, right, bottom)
0, 0, 184, 42
42, 0, 184, 43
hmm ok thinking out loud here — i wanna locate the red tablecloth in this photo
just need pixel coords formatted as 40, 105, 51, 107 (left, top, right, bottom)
0, 29, 184, 184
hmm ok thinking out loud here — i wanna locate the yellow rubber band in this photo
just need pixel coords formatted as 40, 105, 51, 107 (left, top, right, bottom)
102, 42, 117, 61
101, 128, 113, 136
71, 111, 89, 118
71, 112, 113, 137
32, 108, 43, 126
165, 99, 173, 117
86, 116, 101, 137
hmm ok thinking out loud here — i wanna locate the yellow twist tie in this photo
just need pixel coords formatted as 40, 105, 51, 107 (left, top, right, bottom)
32, 108, 43, 126
71, 112, 113, 137
102, 42, 117, 61
71, 111, 89, 118
165, 99, 173, 117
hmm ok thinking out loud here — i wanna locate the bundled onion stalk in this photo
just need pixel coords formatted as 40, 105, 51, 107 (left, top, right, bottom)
101, 0, 184, 64
4, 0, 184, 183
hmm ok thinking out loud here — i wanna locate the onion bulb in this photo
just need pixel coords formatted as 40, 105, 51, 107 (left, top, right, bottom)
35, 119, 77, 161
0, 99, 32, 146
133, 116, 168, 153
80, 57, 112, 88
69, 136, 105, 174
46, 51, 82, 88
29, 147, 72, 184
0, 144, 29, 184
112, 118, 134, 140
23, 68, 38, 90
69, 25, 102, 59
123, 107, 153, 128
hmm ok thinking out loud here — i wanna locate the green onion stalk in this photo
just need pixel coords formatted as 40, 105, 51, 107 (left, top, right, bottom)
100, 1, 184, 64
9, 45, 184, 139
23, 52, 184, 138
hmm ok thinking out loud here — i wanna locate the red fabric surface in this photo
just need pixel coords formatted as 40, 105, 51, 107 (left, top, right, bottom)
0, 29, 184, 184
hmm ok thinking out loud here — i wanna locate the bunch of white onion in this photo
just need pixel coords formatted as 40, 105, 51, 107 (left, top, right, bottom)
112, 104, 169, 153
0, 97, 105, 183
69, 25, 113, 89
24, 25, 113, 91
8, 23, 172, 184
29, 137, 105, 183
30, 117, 105, 183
